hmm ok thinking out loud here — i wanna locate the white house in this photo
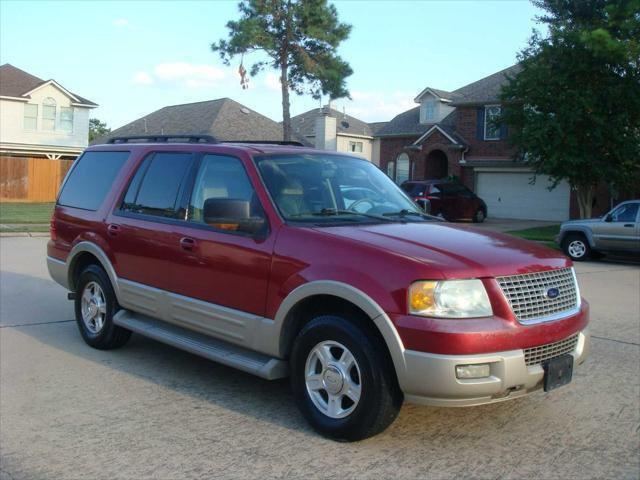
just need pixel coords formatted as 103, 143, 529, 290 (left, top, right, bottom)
290, 105, 385, 164
0, 64, 97, 160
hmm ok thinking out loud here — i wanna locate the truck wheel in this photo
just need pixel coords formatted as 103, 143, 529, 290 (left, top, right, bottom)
290, 315, 402, 441
75, 264, 131, 350
562, 234, 591, 261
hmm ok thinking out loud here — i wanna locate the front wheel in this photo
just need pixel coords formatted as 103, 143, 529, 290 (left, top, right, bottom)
290, 315, 402, 441
562, 234, 591, 261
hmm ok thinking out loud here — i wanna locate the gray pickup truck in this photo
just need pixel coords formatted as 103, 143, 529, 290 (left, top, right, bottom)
557, 200, 640, 261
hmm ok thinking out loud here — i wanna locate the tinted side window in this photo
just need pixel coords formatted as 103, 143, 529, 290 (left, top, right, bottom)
122, 153, 194, 218
188, 154, 264, 232
58, 151, 130, 210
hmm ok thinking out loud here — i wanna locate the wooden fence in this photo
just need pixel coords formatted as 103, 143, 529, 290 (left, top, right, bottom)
0, 156, 74, 202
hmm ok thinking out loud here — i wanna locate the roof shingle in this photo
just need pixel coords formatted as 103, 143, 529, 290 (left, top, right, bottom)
0, 63, 97, 106
101, 98, 308, 145
290, 107, 374, 137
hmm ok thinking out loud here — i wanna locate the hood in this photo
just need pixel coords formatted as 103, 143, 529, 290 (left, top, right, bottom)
562, 218, 602, 226
314, 222, 570, 279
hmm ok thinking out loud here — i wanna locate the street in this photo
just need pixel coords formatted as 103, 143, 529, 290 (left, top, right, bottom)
1, 236, 639, 479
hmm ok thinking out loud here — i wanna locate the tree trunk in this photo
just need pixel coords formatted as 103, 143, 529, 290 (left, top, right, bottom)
280, 62, 291, 142
575, 184, 594, 219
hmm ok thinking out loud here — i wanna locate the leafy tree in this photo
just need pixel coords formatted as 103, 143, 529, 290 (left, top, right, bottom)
211, 0, 353, 141
89, 118, 111, 142
500, 0, 640, 218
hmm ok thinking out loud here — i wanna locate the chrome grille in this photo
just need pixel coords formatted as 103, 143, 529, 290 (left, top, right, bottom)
496, 268, 579, 323
524, 334, 579, 366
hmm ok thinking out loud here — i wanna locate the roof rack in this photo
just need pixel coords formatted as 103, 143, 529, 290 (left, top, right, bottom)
222, 140, 304, 147
106, 135, 218, 144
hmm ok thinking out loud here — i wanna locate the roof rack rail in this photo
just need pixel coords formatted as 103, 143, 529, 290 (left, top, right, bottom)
222, 140, 305, 147
106, 135, 218, 144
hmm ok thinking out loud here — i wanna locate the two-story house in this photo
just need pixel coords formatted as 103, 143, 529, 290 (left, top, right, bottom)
290, 105, 385, 163
376, 65, 577, 221
0, 64, 97, 201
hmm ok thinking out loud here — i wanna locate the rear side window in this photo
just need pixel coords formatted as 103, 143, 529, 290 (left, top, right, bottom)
121, 152, 194, 218
58, 151, 130, 210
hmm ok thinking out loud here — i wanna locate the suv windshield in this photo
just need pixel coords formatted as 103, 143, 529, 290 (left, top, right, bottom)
254, 153, 426, 224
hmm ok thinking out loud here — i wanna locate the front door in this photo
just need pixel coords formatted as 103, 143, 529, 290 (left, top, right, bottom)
168, 153, 275, 343
592, 202, 640, 252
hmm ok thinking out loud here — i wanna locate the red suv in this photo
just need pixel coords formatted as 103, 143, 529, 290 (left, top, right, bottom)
47, 135, 589, 441
401, 180, 488, 223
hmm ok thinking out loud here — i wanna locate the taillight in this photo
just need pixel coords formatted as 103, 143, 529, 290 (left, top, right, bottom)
50, 209, 58, 241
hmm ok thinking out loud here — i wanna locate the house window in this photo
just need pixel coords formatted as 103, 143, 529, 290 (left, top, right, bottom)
24, 104, 38, 130
387, 161, 395, 179
60, 107, 74, 132
423, 100, 436, 122
43, 97, 57, 131
395, 153, 410, 185
349, 141, 363, 153
484, 105, 501, 140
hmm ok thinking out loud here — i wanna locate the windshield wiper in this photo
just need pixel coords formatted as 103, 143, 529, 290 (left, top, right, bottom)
291, 208, 397, 222
382, 209, 440, 221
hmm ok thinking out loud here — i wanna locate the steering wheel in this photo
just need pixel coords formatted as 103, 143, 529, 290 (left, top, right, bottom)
348, 197, 376, 213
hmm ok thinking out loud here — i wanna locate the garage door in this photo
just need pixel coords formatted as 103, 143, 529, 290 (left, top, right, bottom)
476, 172, 570, 221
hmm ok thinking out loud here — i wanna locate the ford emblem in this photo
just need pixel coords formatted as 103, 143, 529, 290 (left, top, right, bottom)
546, 287, 560, 299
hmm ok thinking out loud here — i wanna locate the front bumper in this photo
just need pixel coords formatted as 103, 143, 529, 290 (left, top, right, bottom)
400, 328, 589, 407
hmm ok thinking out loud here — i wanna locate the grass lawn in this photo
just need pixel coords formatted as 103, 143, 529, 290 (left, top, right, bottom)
0, 202, 54, 224
506, 224, 561, 250
0, 224, 50, 233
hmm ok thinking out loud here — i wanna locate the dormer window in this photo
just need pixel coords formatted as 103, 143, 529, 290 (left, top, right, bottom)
423, 100, 436, 122
43, 97, 56, 131
484, 105, 501, 140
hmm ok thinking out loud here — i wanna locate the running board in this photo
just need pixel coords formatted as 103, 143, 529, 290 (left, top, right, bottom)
113, 310, 288, 380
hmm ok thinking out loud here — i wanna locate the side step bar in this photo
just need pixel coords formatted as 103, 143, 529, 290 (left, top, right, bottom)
113, 310, 288, 380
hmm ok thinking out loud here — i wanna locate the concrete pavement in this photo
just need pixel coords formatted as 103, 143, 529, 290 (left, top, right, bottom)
1, 237, 639, 479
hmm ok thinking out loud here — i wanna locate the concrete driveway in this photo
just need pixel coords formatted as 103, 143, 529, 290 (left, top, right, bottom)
1, 237, 638, 480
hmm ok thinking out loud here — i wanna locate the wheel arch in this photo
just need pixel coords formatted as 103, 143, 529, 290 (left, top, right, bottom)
273, 281, 407, 383
561, 227, 595, 248
67, 242, 120, 300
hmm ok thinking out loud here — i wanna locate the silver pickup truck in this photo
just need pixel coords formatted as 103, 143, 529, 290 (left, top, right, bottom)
557, 200, 640, 261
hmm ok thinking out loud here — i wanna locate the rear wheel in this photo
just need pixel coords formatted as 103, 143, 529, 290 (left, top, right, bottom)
472, 208, 486, 223
562, 233, 591, 261
290, 315, 402, 441
75, 264, 131, 349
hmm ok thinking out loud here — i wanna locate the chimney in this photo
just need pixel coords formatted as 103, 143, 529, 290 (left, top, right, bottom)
314, 105, 337, 151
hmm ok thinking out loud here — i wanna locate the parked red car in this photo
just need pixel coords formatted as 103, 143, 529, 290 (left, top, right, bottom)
401, 180, 488, 222
47, 135, 589, 441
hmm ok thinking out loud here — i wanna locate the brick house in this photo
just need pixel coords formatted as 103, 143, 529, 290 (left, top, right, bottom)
375, 65, 617, 221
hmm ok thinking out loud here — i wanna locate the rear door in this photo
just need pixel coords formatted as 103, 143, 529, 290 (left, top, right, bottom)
107, 151, 195, 291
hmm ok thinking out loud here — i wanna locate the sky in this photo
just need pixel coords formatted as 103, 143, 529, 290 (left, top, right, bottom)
0, 0, 545, 129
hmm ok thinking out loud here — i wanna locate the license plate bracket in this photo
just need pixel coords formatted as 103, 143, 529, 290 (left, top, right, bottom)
543, 354, 574, 392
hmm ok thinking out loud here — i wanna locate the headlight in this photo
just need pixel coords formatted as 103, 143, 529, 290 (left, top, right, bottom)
408, 279, 492, 318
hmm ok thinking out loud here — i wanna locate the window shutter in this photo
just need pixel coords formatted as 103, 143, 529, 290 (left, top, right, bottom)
500, 122, 508, 140
476, 107, 485, 140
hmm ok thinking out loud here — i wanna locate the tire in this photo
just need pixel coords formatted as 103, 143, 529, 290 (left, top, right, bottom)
290, 315, 403, 441
562, 233, 591, 261
472, 208, 486, 223
74, 264, 131, 350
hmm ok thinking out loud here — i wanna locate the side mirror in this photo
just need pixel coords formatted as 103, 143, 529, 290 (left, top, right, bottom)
604, 214, 613, 222
203, 198, 267, 236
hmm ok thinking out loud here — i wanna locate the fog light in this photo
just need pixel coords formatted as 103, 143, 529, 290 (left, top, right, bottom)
456, 364, 491, 379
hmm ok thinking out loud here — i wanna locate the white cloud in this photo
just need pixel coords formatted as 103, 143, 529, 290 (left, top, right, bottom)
131, 62, 230, 88
332, 89, 416, 122
132, 71, 154, 85
264, 72, 281, 91
113, 18, 130, 28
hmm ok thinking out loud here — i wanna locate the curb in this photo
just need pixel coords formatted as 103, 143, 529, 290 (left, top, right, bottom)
0, 232, 50, 238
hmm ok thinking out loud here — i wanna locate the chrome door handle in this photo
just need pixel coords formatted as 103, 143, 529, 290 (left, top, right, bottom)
179, 237, 196, 251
